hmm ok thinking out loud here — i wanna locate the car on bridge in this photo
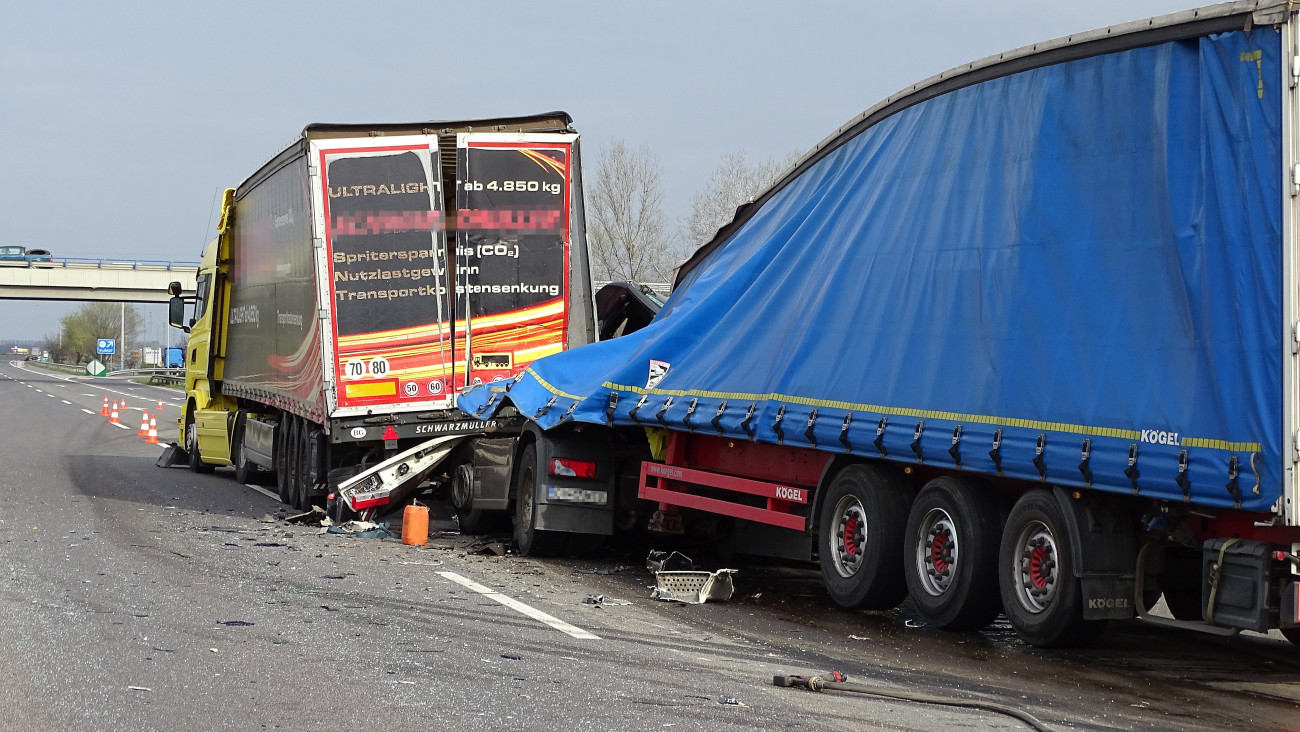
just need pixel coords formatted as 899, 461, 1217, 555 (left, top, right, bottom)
0, 246, 53, 265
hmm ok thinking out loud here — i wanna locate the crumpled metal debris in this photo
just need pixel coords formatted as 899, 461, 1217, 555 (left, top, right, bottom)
646, 550, 737, 604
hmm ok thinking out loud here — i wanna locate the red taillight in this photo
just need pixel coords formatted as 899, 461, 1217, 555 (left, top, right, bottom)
549, 457, 597, 479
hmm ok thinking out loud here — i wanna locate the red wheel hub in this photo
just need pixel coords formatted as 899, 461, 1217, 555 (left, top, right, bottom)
928, 530, 951, 573
842, 517, 861, 556
1029, 545, 1051, 588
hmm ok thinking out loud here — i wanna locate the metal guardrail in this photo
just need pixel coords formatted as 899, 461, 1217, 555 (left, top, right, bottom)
0, 257, 199, 271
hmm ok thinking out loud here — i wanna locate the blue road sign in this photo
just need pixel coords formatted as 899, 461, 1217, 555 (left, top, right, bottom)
96, 339, 115, 355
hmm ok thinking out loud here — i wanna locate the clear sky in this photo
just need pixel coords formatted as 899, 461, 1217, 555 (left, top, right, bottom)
1, 0, 1199, 342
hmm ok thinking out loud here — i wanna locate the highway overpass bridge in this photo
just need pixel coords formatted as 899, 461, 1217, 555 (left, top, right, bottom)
0, 258, 199, 302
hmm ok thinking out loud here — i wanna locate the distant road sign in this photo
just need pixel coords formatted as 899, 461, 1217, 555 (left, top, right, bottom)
86, 359, 106, 377
96, 339, 115, 355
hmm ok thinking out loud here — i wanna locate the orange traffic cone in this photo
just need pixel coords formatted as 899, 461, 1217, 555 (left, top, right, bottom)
145, 416, 159, 444
99, 396, 109, 417
138, 411, 150, 437
109, 401, 120, 424
157, 399, 164, 412
120, 399, 127, 412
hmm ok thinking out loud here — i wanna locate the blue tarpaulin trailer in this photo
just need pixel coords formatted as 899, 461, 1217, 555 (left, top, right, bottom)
463, 2, 1300, 647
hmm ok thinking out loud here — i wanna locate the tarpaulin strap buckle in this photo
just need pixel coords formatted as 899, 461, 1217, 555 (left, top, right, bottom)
628, 394, 649, 424
683, 397, 698, 433
1225, 455, 1241, 509
1078, 439, 1093, 489
989, 429, 1003, 473
804, 409, 818, 448
712, 401, 728, 435
1033, 434, 1047, 481
1125, 444, 1140, 495
656, 397, 674, 426
773, 404, 787, 445
874, 417, 888, 457
1176, 450, 1191, 501
534, 396, 556, 420
558, 400, 578, 423
605, 392, 619, 425
839, 413, 853, 453
948, 425, 962, 468
740, 403, 757, 440
506, 373, 524, 392
475, 393, 497, 416
910, 421, 924, 463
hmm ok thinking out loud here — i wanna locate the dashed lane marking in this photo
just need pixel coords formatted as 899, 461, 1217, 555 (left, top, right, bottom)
438, 570, 601, 640
81, 409, 94, 415
61, 400, 71, 405
242, 483, 281, 502
112, 423, 130, 430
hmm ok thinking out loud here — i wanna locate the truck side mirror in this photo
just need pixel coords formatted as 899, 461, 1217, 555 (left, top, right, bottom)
168, 296, 190, 333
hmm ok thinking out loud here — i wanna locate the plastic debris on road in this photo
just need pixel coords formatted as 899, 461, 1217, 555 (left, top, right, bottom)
583, 595, 631, 606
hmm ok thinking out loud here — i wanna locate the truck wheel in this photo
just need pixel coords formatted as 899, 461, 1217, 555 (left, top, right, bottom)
452, 463, 492, 535
285, 417, 303, 509
274, 419, 291, 504
513, 443, 562, 557
999, 491, 1105, 647
232, 413, 252, 485
186, 412, 214, 474
903, 477, 1005, 630
293, 420, 315, 511
817, 464, 910, 610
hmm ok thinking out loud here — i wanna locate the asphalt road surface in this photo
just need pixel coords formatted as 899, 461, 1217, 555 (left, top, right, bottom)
0, 360, 1297, 731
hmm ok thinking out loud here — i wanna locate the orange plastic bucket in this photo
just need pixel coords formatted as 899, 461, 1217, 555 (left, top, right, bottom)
402, 503, 429, 546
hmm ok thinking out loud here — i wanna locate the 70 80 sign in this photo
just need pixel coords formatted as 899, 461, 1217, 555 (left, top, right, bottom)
344, 356, 390, 379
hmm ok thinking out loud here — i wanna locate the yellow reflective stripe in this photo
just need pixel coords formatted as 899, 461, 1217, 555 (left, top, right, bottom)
525, 367, 584, 401
590, 381, 1260, 453
344, 381, 397, 398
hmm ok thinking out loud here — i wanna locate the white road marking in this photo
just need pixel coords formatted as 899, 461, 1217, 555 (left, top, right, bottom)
46, 394, 55, 398
112, 423, 130, 430
81, 409, 94, 415
243, 483, 281, 502
60, 400, 71, 404
438, 570, 600, 640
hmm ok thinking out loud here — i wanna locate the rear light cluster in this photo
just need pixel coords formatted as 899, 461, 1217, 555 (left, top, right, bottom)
549, 457, 597, 479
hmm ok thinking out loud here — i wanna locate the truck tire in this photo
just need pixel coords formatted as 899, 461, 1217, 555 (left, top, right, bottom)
186, 411, 214, 474
998, 490, 1105, 647
903, 477, 1005, 630
293, 420, 314, 511
817, 464, 910, 610
285, 417, 303, 510
452, 463, 495, 535
1157, 546, 1204, 621
275, 419, 291, 505
232, 413, 253, 485
513, 444, 562, 557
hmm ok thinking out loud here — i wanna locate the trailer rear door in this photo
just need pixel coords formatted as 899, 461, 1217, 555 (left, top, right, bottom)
314, 136, 456, 415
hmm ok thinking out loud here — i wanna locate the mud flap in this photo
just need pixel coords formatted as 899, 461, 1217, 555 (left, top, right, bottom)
156, 442, 189, 468
1054, 487, 1137, 620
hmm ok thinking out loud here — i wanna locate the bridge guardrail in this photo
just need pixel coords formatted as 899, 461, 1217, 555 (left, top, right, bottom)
0, 257, 200, 271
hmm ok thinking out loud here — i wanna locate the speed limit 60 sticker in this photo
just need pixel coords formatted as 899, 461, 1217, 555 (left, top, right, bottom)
344, 357, 390, 379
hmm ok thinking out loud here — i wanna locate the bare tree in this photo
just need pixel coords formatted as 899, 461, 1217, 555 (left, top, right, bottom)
587, 140, 672, 282
58, 302, 143, 364
681, 150, 805, 250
